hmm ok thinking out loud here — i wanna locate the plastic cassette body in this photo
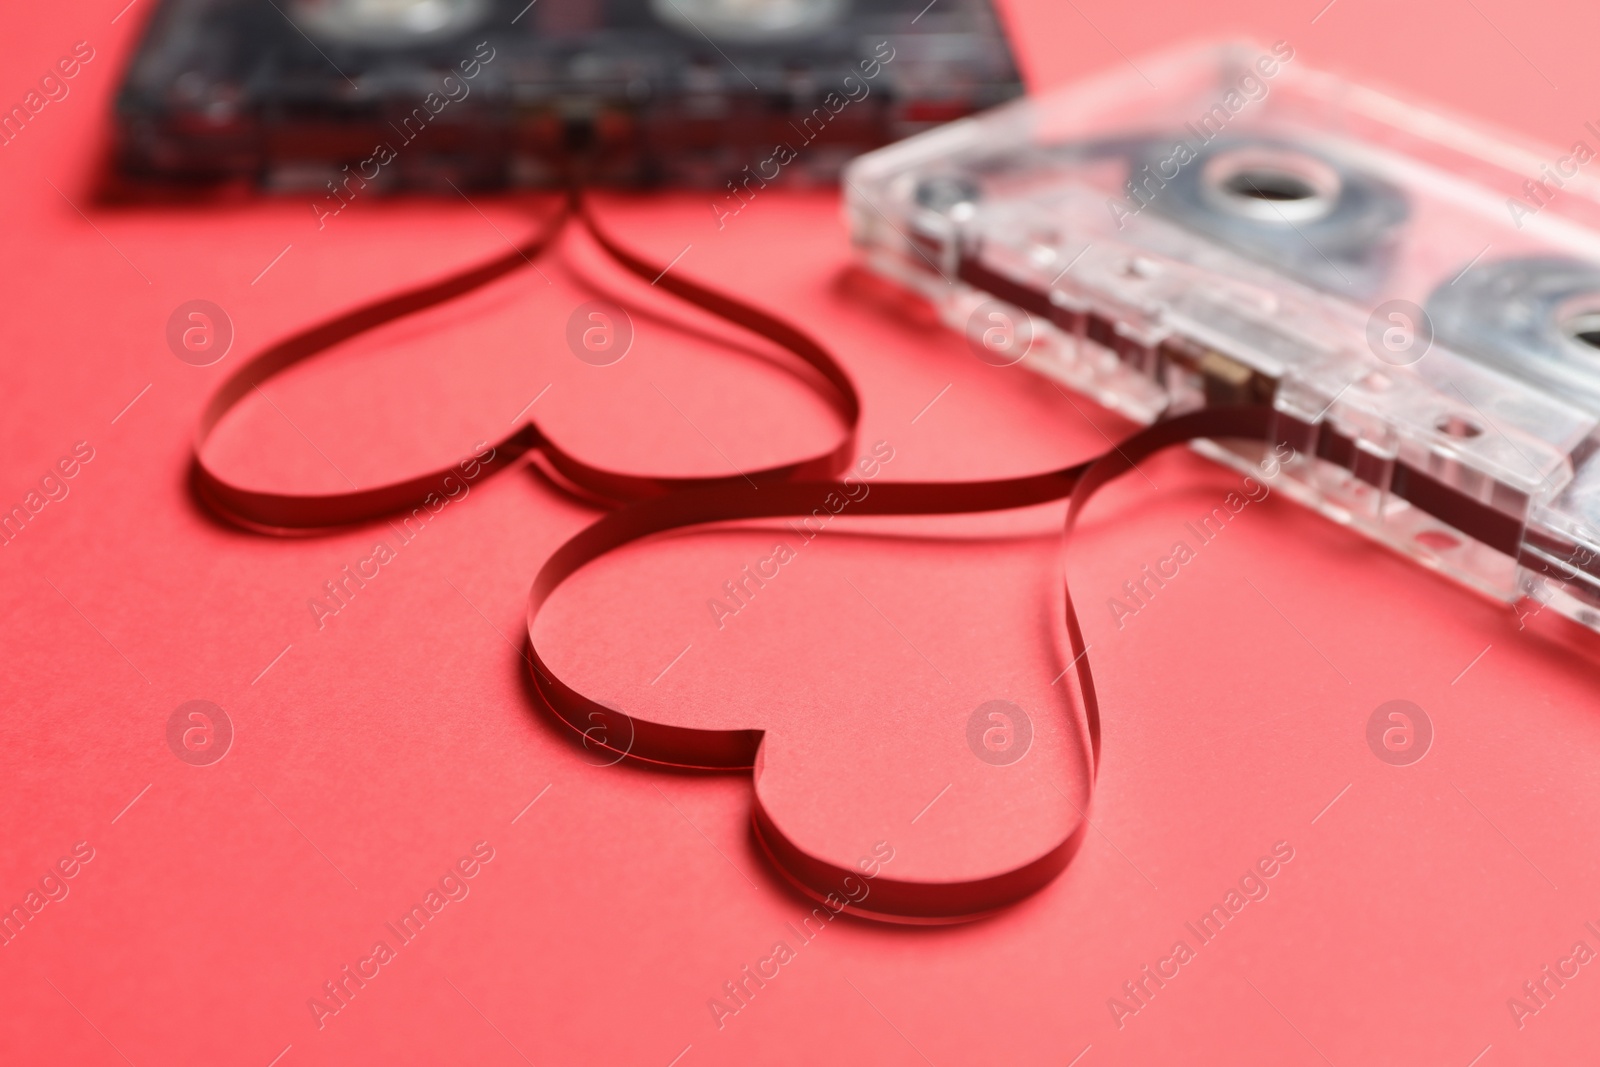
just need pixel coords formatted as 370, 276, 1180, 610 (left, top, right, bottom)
846, 41, 1600, 632
114, 0, 1021, 191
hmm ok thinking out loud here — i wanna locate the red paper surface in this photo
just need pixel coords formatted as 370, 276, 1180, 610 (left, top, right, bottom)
4, 2, 1600, 1064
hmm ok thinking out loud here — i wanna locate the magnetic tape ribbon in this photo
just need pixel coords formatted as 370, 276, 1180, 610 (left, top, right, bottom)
192, 192, 861, 530
192, 189, 1280, 916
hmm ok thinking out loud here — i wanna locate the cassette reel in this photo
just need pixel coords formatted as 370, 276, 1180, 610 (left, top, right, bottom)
847, 41, 1600, 632
288, 0, 495, 47
113, 0, 1021, 191
1428, 256, 1600, 417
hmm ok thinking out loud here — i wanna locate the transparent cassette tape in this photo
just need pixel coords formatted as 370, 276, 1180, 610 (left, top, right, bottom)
845, 40, 1600, 632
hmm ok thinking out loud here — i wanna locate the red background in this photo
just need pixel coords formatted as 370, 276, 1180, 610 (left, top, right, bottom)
4, 1, 1600, 1064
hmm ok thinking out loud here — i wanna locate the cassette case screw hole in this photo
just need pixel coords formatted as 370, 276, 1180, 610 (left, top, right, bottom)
1122, 258, 1159, 279
1435, 413, 1483, 439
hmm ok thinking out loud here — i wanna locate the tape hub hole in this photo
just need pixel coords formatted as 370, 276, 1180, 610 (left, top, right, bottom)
1223, 169, 1316, 202
1560, 309, 1600, 352
1201, 147, 1340, 223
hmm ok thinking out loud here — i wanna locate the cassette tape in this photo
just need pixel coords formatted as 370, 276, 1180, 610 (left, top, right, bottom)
846, 41, 1600, 633
112, 0, 1021, 192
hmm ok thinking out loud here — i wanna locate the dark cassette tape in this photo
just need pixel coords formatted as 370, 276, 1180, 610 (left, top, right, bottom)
112, 0, 1021, 191
846, 41, 1600, 632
